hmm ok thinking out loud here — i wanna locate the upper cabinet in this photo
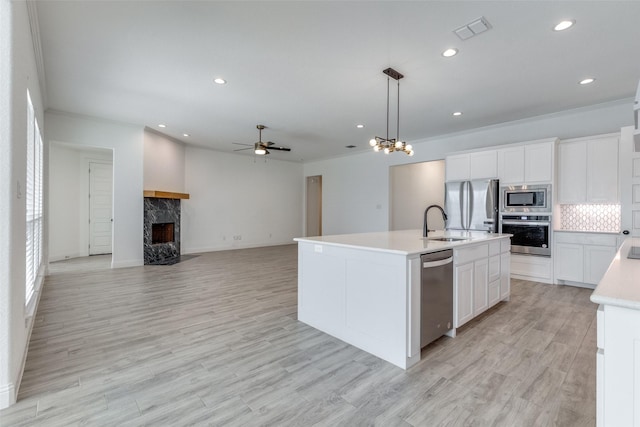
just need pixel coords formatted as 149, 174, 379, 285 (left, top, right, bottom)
557, 135, 619, 204
446, 150, 497, 182
497, 140, 555, 185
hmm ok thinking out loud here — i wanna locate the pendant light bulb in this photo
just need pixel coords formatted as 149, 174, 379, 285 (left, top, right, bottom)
395, 140, 403, 149
373, 145, 380, 152
384, 147, 390, 154
369, 139, 377, 147
405, 144, 412, 151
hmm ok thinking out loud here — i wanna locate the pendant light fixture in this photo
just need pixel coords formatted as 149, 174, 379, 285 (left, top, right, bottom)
369, 67, 414, 156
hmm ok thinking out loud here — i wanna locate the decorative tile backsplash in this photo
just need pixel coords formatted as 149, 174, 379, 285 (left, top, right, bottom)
560, 204, 621, 232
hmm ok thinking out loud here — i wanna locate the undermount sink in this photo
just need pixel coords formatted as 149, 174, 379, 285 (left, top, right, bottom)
426, 237, 469, 242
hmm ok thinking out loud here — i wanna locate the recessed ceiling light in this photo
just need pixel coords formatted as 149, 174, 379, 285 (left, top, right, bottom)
356, 124, 364, 129
554, 20, 575, 31
442, 48, 458, 58
579, 78, 595, 85
158, 124, 166, 128
183, 133, 190, 137
452, 111, 463, 116
213, 78, 226, 85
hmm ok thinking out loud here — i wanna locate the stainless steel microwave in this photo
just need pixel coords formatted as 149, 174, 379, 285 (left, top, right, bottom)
501, 184, 551, 212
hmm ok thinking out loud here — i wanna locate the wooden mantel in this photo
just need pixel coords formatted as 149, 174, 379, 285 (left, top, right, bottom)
143, 190, 190, 199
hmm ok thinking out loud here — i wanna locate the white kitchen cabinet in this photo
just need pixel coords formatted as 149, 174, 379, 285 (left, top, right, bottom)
500, 251, 510, 299
557, 135, 619, 204
524, 143, 554, 183
445, 154, 470, 182
554, 232, 618, 286
584, 245, 617, 284
557, 142, 587, 203
591, 238, 640, 427
554, 242, 584, 282
469, 150, 497, 180
473, 258, 489, 315
498, 141, 554, 184
446, 150, 497, 182
454, 241, 510, 328
587, 136, 619, 203
454, 262, 474, 327
497, 146, 525, 184
595, 304, 640, 427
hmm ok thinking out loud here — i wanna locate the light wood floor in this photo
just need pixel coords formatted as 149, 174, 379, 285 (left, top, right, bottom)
1, 245, 597, 426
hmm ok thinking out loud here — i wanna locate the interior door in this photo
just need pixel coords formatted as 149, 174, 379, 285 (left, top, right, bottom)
89, 162, 113, 255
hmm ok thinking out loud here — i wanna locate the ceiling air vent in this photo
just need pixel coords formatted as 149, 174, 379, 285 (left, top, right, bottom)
454, 16, 492, 41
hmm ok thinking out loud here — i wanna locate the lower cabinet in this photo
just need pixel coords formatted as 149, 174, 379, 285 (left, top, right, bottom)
595, 303, 640, 426
554, 232, 618, 286
454, 239, 510, 328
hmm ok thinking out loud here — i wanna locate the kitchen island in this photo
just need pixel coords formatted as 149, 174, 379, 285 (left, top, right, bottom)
294, 229, 511, 369
590, 237, 640, 427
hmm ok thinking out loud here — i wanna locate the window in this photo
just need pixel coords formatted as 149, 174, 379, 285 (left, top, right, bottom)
26, 90, 43, 305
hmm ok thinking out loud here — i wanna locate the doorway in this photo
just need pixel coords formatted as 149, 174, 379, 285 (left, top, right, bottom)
89, 162, 113, 255
306, 175, 322, 237
49, 143, 113, 262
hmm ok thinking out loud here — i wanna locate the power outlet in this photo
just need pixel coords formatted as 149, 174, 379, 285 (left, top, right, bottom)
233, 235, 242, 241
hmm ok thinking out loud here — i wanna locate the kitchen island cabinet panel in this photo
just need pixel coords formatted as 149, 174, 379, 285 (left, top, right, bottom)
591, 237, 640, 427
454, 263, 474, 327
296, 230, 511, 369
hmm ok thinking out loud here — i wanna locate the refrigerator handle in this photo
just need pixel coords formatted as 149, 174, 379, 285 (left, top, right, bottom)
466, 181, 473, 230
460, 181, 472, 230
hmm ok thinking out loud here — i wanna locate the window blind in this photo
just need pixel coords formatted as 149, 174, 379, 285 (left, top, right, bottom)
25, 91, 43, 305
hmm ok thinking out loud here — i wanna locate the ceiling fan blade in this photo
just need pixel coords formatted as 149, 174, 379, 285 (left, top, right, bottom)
266, 146, 291, 152
233, 147, 253, 151
232, 142, 252, 146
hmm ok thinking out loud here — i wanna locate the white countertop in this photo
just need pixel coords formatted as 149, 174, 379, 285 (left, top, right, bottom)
294, 229, 511, 256
591, 237, 640, 310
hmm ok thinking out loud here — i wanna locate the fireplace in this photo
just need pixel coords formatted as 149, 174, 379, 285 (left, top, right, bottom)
143, 197, 181, 265
152, 222, 174, 244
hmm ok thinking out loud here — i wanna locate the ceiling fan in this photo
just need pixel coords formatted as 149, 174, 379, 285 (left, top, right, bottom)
233, 125, 291, 155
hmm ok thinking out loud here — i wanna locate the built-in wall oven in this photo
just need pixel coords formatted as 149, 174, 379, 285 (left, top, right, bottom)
500, 214, 551, 257
500, 184, 552, 256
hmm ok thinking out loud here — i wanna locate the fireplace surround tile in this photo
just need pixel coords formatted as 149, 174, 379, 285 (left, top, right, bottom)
144, 197, 181, 265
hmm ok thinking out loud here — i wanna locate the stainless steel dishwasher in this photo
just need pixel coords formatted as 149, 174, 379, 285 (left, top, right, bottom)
421, 249, 454, 348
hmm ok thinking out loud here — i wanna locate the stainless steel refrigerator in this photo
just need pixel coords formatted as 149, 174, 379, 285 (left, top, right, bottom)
444, 179, 499, 233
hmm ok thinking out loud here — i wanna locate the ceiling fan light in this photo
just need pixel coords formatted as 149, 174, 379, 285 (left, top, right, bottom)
255, 148, 267, 155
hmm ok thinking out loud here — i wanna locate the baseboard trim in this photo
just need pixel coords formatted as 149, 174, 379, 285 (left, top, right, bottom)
111, 259, 143, 269
0, 382, 16, 410
182, 241, 295, 255
49, 252, 85, 263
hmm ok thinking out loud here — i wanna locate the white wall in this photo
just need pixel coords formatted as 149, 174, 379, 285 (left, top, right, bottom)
0, 0, 46, 409
143, 130, 185, 192
182, 147, 303, 253
304, 99, 634, 235
45, 111, 144, 268
49, 143, 112, 261
390, 160, 445, 231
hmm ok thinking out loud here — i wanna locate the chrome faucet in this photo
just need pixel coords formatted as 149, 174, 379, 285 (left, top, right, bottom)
424, 205, 448, 237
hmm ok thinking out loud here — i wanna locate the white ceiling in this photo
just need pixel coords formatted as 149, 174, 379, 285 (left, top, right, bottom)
35, 1, 640, 162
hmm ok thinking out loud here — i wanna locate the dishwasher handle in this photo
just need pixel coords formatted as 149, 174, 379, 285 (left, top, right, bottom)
422, 256, 453, 269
